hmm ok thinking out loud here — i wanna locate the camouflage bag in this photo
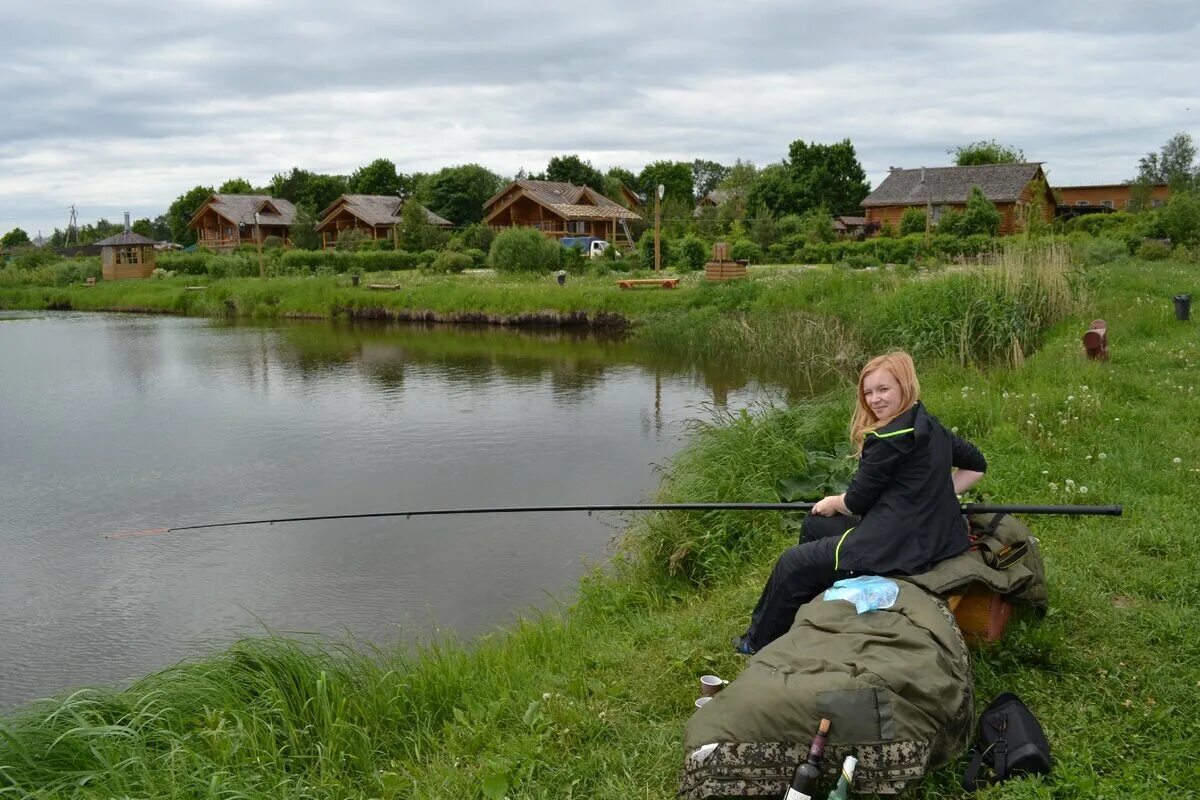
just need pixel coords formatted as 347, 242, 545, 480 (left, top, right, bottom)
680, 582, 973, 797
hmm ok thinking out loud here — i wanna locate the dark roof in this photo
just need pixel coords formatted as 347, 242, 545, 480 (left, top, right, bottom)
316, 195, 452, 230
862, 163, 1046, 207
94, 230, 157, 247
485, 180, 641, 221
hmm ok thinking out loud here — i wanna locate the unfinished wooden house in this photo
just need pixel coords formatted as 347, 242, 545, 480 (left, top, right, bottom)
483, 180, 641, 247
97, 214, 156, 280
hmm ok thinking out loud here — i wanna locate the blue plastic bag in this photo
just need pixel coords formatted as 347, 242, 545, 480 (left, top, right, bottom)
823, 576, 899, 613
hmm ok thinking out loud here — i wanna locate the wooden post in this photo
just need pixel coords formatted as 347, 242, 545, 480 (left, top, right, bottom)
255, 215, 265, 280
654, 190, 662, 272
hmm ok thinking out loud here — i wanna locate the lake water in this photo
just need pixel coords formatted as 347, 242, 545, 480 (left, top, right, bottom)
0, 311, 818, 711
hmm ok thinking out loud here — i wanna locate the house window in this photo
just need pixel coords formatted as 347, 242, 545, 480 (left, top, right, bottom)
930, 205, 946, 222
568, 220, 586, 234
1076, 200, 1089, 206
116, 247, 138, 265
1152, 199, 1165, 208
1101, 200, 1114, 209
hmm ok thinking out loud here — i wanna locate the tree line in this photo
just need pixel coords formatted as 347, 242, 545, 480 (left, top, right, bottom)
4, 133, 1196, 250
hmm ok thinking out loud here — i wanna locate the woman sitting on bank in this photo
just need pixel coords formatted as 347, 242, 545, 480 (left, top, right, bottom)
737, 351, 986, 654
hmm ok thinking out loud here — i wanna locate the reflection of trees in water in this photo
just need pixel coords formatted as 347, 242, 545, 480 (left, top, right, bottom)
224, 319, 818, 408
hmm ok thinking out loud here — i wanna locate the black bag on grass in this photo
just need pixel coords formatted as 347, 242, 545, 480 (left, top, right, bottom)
962, 692, 1051, 791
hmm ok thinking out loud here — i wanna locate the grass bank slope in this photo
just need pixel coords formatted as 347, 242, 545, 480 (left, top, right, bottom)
1, 259, 1197, 798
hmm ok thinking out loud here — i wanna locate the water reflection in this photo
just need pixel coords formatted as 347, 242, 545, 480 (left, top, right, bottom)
0, 312, 827, 712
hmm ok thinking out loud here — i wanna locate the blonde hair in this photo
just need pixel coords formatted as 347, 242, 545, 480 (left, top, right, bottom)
849, 351, 921, 456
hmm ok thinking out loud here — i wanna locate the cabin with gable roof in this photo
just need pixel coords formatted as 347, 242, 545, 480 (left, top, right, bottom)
187, 194, 297, 251
483, 180, 641, 247
861, 163, 1056, 236
315, 195, 453, 249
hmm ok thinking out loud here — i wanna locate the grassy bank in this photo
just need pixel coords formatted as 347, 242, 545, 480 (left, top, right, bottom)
2, 257, 1197, 798
0, 243, 1081, 383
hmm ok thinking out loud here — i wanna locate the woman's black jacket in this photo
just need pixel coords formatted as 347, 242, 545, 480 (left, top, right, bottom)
835, 401, 987, 575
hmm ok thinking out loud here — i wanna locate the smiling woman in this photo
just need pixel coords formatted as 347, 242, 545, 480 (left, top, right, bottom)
736, 350, 987, 653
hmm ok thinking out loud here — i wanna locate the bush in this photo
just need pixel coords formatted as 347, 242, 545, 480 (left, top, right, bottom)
835, 252, 879, 270
677, 235, 707, 271
489, 227, 561, 273
558, 245, 587, 275
877, 221, 898, 238
638, 231, 671, 270
336, 229, 370, 251
463, 248, 488, 269
277, 250, 423, 274
729, 239, 763, 264
937, 210, 965, 237
1136, 239, 1172, 261
459, 223, 495, 252
430, 251, 472, 273
159, 252, 214, 275
418, 249, 439, 268
262, 235, 284, 250
1079, 237, 1128, 266
960, 187, 1002, 236
899, 207, 928, 236
1159, 191, 1200, 247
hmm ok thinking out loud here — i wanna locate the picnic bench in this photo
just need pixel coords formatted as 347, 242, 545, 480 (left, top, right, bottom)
367, 283, 402, 291
616, 278, 679, 290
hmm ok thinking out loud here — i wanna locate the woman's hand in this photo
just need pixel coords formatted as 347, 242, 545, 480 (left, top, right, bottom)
812, 494, 850, 516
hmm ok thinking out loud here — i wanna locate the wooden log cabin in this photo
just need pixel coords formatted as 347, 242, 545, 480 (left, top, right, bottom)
315, 195, 453, 249
1056, 182, 1169, 212
97, 214, 156, 280
861, 163, 1057, 236
483, 180, 641, 247
187, 194, 297, 251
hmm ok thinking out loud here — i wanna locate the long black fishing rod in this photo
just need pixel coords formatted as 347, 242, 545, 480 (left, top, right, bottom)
106, 502, 1121, 539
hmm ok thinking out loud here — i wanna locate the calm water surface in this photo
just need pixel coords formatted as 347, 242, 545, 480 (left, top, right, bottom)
0, 311, 819, 711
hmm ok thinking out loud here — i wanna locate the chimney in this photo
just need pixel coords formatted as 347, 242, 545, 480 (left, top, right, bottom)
920, 167, 925, 184
124, 212, 131, 233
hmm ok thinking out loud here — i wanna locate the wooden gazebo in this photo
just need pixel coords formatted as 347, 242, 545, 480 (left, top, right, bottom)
96, 214, 156, 280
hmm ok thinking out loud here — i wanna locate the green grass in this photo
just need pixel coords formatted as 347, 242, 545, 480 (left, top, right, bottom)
2, 257, 1199, 797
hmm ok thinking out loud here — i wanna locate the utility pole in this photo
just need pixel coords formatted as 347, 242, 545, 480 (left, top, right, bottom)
654, 183, 665, 272
922, 167, 932, 239
254, 211, 265, 279
65, 204, 79, 246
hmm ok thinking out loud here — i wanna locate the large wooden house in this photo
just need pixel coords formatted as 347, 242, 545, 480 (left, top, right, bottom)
861, 163, 1056, 235
483, 180, 641, 247
315, 195, 453, 249
187, 194, 297, 250
1056, 182, 1169, 212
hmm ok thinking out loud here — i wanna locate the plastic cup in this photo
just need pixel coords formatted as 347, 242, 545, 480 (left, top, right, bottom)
700, 675, 728, 697
694, 696, 713, 709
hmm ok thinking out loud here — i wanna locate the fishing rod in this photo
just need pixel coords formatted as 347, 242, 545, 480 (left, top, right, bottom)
105, 502, 1122, 539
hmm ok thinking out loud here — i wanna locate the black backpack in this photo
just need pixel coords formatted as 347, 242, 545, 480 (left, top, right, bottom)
962, 693, 1052, 791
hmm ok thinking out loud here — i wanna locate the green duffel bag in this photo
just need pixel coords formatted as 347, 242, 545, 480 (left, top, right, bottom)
680, 581, 972, 797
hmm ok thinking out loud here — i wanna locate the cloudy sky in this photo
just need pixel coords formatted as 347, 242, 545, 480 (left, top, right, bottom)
2, 0, 1197, 237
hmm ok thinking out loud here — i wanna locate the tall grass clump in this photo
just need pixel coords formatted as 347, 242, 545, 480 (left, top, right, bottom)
627, 399, 849, 587
865, 240, 1080, 367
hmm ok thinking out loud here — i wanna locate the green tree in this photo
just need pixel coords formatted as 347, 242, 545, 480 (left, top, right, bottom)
959, 187, 1002, 236
545, 154, 605, 191
218, 177, 255, 194
426, 164, 503, 225
692, 159, 730, 199
1, 227, 31, 248
636, 161, 694, 205
951, 140, 1026, 166
716, 159, 758, 221
1134, 132, 1198, 193
166, 184, 215, 245
289, 203, 321, 250
748, 140, 869, 217
349, 158, 405, 196
131, 218, 156, 239
899, 207, 928, 236
269, 168, 349, 212
397, 200, 447, 251
1158, 191, 1200, 247
336, 228, 369, 251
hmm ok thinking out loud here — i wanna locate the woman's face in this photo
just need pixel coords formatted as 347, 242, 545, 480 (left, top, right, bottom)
862, 367, 903, 421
